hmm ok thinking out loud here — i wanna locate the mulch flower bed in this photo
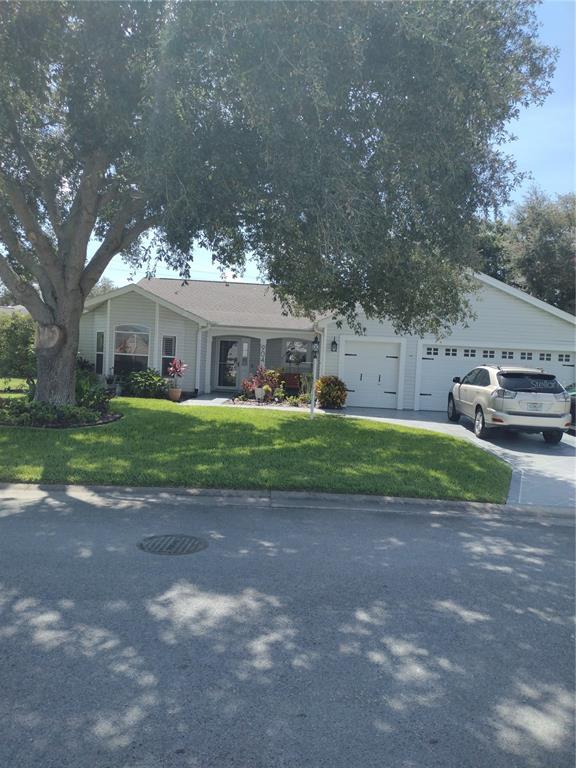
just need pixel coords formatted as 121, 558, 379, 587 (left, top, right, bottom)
0, 413, 123, 429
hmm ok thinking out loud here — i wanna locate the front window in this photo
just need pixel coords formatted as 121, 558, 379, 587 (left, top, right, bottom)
284, 340, 312, 372
161, 336, 176, 376
114, 324, 149, 375
95, 331, 104, 374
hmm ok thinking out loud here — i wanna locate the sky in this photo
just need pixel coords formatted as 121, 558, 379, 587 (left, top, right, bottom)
102, 0, 575, 289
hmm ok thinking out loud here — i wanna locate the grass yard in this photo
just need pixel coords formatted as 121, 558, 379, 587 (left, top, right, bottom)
0, 398, 511, 502
0, 377, 27, 391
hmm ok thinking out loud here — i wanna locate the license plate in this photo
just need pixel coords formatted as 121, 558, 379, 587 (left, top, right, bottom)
526, 402, 543, 411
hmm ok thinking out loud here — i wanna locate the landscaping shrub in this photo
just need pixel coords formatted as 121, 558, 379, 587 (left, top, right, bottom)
123, 368, 167, 398
315, 376, 347, 409
0, 312, 36, 378
241, 366, 283, 401
75, 359, 113, 414
0, 398, 102, 427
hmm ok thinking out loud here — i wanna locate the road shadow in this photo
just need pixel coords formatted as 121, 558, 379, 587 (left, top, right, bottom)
0, 489, 573, 767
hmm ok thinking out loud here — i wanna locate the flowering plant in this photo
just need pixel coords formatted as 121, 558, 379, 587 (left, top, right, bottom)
167, 358, 188, 383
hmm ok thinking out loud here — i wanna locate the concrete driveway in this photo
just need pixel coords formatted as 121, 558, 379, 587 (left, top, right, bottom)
338, 408, 576, 509
0, 486, 573, 768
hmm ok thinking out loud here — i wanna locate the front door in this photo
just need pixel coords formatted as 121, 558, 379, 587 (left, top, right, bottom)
218, 340, 239, 387
217, 339, 251, 388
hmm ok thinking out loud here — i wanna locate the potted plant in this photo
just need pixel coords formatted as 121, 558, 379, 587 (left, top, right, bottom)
166, 358, 188, 401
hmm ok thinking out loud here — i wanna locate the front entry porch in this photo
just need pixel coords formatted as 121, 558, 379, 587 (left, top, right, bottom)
207, 332, 318, 393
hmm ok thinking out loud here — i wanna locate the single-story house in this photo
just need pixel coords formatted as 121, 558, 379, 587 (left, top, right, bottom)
79, 273, 576, 411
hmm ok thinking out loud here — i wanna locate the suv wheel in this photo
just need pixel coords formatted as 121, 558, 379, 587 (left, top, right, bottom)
543, 430, 563, 444
447, 396, 460, 423
474, 407, 488, 439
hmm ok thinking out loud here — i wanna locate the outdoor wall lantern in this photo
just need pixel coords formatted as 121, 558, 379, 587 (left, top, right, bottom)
330, 337, 338, 352
312, 335, 320, 359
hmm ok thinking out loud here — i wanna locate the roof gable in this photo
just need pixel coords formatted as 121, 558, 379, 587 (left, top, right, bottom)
475, 273, 575, 326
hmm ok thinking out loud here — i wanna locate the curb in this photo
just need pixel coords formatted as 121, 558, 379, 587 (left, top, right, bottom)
0, 483, 573, 522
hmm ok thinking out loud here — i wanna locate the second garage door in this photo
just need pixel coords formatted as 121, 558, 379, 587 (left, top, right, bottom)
417, 345, 575, 411
341, 340, 400, 408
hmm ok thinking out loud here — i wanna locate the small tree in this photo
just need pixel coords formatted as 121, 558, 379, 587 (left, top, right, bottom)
0, 311, 36, 378
508, 190, 575, 314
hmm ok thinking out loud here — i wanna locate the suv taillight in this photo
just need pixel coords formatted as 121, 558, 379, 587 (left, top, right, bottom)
491, 388, 517, 400
554, 391, 571, 402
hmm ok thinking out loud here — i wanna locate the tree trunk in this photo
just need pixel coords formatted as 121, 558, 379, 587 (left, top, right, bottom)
34, 304, 82, 405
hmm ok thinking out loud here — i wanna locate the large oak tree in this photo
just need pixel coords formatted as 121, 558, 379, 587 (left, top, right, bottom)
0, 1, 554, 403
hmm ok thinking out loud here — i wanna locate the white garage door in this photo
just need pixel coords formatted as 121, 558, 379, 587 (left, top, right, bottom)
341, 340, 400, 408
418, 345, 575, 411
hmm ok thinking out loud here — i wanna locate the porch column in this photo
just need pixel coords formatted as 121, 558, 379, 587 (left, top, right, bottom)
259, 339, 267, 367
154, 301, 161, 372
105, 299, 111, 375
204, 332, 212, 393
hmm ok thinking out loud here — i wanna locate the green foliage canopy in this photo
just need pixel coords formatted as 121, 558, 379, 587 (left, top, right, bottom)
0, 0, 556, 403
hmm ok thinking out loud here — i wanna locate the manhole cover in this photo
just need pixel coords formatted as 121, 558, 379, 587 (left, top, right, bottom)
137, 534, 208, 556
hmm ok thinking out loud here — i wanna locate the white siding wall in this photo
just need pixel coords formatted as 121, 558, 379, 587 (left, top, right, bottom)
157, 306, 198, 391
80, 292, 198, 390
429, 283, 575, 347
78, 311, 94, 362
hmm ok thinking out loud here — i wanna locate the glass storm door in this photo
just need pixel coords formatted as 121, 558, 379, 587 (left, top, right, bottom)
218, 340, 239, 387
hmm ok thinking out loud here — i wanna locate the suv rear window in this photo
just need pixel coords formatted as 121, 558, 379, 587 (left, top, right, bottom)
497, 372, 564, 394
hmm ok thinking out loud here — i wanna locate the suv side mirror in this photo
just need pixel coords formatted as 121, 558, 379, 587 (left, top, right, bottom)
452, 376, 461, 383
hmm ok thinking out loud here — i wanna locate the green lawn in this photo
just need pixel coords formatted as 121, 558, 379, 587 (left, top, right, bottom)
0, 398, 511, 502
0, 377, 26, 391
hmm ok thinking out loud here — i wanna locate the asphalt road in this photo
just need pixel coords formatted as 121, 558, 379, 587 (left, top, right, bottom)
0, 487, 574, 768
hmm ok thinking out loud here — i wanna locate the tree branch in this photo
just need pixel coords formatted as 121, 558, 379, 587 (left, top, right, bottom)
0, 253, 53, 324
2, 103, 62, 235
80, 207, 159, 296
0, 170, 57, 264
62, 152, 109, 249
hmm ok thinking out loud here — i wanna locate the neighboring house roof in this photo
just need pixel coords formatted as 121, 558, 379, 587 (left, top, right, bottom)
0, 305, 28, 315
83, 273, 576, 329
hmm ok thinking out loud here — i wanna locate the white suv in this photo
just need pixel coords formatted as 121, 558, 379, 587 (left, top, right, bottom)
447, 366, 572, 444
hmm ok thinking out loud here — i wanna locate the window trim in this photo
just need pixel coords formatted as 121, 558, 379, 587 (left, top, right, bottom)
161, 335, 178, 376
113, 324, 150, 373
95, 331, 105, 375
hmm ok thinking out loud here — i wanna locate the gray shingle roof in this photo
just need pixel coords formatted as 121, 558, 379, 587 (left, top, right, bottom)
138, 278, 316, 330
